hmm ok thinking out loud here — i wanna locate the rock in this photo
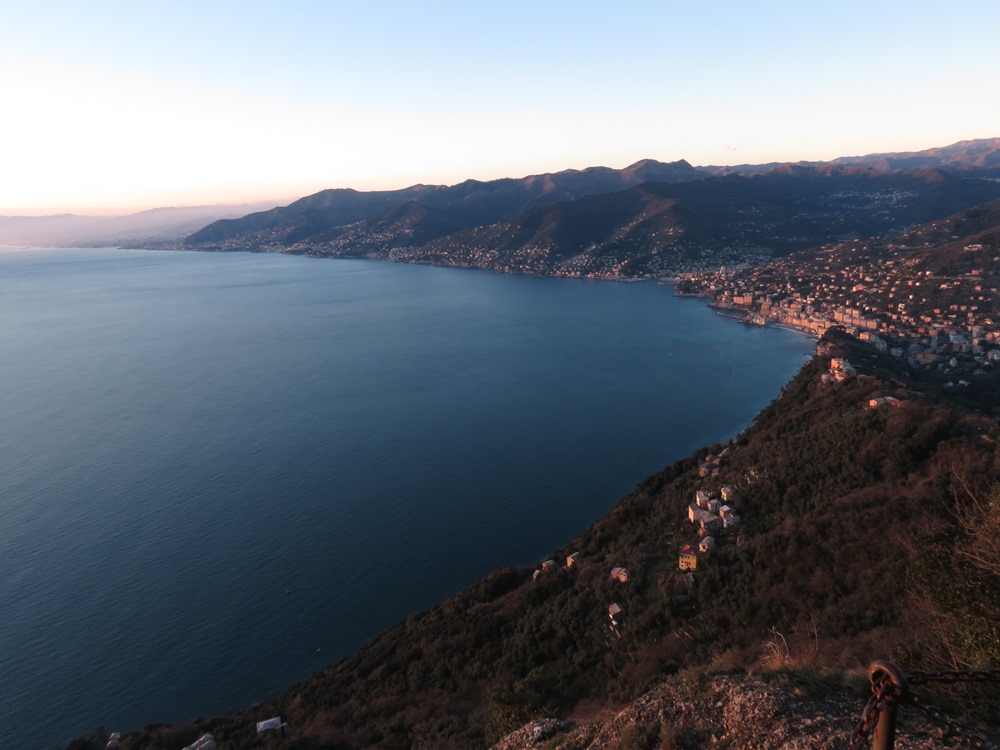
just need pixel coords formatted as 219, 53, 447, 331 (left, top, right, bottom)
488, 673, 993, 750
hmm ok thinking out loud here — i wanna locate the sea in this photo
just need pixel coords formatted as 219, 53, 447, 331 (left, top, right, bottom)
0, 247, 814, 749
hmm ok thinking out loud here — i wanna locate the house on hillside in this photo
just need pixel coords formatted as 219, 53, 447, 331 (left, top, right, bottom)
721, 485, 738, 503
699, 536, 715, 554
830, 357, 856, 381
533, 560, 556, 580
256, 718, 283, 734
610, 567, 629, 583
679, 544, 698, 571
698, 511, 722, 535
609, 603, 625, 622
868, 396, 900, 408
695, 490, 711, 508
566, 552, 580, 568
698, 457, 720, 477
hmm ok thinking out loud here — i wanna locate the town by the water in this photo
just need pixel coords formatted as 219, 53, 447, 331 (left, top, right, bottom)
676, 211, 1000, 389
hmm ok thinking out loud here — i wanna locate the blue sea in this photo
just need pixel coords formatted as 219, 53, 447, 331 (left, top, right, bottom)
0, 248, 814, 749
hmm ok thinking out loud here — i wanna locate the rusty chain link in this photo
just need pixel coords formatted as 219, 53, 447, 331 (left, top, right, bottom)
848, 674, 897, 750
906, 692, 993, 749
848, 664, 1000, 749
908, 670, 1000, 686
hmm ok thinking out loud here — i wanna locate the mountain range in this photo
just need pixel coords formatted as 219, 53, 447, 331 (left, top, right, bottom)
8, 139, 1000, 270
701, 137, 1000, 174
180, 139, 1000, 279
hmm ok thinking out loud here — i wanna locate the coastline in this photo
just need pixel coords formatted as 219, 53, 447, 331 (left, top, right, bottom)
4, 247, 817, 750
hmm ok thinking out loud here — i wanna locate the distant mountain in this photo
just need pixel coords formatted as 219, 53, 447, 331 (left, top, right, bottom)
702, 137, 1000, 175
183, 163, 1000, 279
0, 202, 282, 247
184, 159, 704, 246
407, 166, 1000, 276
830, 137, 1000, 171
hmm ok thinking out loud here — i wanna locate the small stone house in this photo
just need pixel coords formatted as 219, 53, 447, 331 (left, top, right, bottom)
698, 511, 722, 535
608, 603, 625, 622
699, 535, 715, 554
610, 567, 629, 583
566, 552, 579, 568
678, 544, 698, 571
868, 396, 900, 409
256, 718, 282, 734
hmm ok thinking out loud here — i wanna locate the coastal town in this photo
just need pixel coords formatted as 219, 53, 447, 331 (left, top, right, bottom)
675, 210, 1000, 386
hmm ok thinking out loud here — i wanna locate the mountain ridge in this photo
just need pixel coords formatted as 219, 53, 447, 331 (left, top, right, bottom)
179, 139, 1000, 279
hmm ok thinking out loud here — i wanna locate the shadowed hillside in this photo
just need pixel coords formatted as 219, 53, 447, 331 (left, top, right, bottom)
83, 329, 1000, 749
182, 162, 1000, 280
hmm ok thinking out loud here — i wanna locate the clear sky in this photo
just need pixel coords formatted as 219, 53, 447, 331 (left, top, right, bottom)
2, 0, 998, 215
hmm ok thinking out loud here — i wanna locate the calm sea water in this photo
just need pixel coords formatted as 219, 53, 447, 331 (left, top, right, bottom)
0, 248, 813, 749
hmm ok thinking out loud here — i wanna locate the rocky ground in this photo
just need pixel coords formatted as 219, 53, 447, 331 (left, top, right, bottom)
490, 673, 996, 750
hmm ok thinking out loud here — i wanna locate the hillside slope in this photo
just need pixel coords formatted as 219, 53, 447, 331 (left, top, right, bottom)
88, 329, 1000, 750
183, 166, 1000, 280
183, 159, 704, 247
405, 167, 1000, 277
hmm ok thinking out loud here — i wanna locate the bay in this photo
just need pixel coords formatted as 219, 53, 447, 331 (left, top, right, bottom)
0, 248, 814, 749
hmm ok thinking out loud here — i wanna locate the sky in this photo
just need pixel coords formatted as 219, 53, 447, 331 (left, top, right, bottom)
1, 0, 998, 215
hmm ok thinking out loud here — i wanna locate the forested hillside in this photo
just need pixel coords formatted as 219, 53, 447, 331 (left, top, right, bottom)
86, 329, 1000, 750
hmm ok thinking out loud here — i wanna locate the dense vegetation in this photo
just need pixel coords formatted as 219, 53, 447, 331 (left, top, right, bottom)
78, 329, 999, 750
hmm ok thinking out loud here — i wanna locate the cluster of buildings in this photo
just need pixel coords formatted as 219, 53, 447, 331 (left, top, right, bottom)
680, 230, 999, 377
531, 461, 757, 634
822, 357, 857, 383
679, 485, 742, 572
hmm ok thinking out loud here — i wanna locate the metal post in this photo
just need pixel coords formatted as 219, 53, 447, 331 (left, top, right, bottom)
869, 660, 908, 750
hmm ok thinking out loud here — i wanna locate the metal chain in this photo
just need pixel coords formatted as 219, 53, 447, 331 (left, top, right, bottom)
907, 692, 994, 749
848, 676, 896, 750
848, 665, 1000, 749
908, 670, 1000, 686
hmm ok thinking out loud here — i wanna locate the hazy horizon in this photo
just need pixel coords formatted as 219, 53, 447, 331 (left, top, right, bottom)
7, 136, 1000, 219
4, 1, 999, 215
